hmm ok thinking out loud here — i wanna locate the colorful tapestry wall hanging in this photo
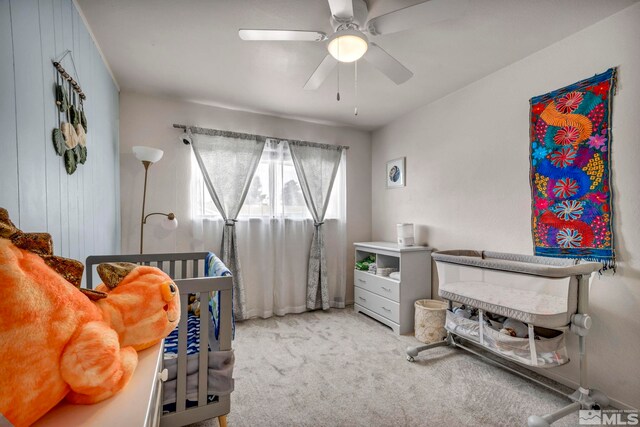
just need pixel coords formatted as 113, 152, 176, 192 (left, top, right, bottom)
529, 68, 616, 270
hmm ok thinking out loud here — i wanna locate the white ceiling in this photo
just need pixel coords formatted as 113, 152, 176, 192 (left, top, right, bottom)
78, 0, 637, 130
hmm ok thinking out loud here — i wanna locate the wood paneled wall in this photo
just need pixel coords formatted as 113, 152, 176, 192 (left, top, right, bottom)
0, 0, 120, 267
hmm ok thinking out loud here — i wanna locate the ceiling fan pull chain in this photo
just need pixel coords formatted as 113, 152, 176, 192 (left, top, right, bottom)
336, 41, 340, 101
354, 60, 358, 116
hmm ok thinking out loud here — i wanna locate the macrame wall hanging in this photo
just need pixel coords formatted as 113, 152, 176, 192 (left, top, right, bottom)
52, 50, 88, 175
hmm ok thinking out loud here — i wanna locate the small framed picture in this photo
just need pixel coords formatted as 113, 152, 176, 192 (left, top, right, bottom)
386, 157, 405, 188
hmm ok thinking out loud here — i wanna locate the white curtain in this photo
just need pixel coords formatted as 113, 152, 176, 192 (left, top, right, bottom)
289, 142, 344, 310
190, 130, 266, 321
190, 141, 347, 319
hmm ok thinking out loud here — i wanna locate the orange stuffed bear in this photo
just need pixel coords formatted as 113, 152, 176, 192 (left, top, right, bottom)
0, 208, 180, 426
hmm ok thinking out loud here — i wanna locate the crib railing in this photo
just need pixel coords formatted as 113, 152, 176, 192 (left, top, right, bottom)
86, 252, 233, 427
86, 252, 213, 288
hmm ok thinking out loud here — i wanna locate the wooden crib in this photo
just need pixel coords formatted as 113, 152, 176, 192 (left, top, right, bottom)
86, 252, 233, 427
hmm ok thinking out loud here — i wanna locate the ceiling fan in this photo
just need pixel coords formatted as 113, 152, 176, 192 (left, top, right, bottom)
238, 0, 468, 90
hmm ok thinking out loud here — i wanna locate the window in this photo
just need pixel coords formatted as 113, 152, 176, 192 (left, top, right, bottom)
192, 140, 345, 220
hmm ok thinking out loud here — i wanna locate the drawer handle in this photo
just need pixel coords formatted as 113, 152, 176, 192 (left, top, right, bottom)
158, 368, 168, 382
358, 296, 367, 302
382, 306, 391, 312
381, 286, 391, 292
358, 279, 367, 283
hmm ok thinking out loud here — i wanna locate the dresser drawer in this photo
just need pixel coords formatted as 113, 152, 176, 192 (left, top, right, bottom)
355, 287, 400, 323
354, 270, 399, 302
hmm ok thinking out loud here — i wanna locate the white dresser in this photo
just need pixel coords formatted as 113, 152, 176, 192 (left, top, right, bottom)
353, 242, 432, 334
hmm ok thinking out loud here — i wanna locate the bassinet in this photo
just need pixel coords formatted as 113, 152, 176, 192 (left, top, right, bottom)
406, 250, 608, 427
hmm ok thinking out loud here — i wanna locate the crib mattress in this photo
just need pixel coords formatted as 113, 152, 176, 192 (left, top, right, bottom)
439, 282, 575, 328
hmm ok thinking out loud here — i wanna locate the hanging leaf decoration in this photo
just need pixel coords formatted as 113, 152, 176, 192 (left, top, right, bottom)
70, 105, 80, 127
55, 84, 69, 112
79, 146, 87, 164
75, 124, 86, 147
53, 53, 88, 174
72, 145, 83, 163
52, 128, 65, 156
64, 149, 77, 175
76, 106, 87, 164
80, 110, 87, 132
61, 122, 79, 149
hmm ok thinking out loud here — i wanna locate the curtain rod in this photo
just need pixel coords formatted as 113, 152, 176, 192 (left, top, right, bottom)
173, 124, 349, 150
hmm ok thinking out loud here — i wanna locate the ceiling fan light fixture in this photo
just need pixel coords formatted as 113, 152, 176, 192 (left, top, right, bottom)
327, 29, 368, 63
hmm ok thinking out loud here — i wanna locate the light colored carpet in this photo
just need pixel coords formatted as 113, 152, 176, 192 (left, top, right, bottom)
189, 308, 579, 427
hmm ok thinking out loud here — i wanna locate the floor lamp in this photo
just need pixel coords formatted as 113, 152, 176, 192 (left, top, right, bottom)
133, 146, 178, 254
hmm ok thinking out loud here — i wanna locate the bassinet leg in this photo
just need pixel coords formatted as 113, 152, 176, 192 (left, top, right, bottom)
406, 334, 452, 362
528, 274, 609, 426
218, 415, 227, 427
528, 402, 581, 427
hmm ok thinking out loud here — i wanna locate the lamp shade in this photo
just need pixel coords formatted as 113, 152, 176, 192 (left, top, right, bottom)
133, 146, 164, 163
327, 29, 368, 63
161, 215, 179, 230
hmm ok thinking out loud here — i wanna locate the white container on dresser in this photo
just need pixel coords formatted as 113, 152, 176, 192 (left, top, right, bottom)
354, 242, 432, 334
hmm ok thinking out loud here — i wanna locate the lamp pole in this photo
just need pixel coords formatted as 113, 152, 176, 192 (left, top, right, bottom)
135, 146, 176, 254
139, 160, 151, 254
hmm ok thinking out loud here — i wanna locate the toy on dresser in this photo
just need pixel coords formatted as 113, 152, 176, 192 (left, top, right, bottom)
0, 208, 181, 427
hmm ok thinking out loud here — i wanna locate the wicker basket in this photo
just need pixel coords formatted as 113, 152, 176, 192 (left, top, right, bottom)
414, 299, 448, 344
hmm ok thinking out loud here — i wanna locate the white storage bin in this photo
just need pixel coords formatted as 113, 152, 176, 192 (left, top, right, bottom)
445, 310, 480, 343
482, 323, 569, 368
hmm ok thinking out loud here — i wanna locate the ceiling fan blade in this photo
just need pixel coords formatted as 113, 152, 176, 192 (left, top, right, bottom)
304, 54, 338, 90
327, 0, 354, 20
363, 43, 413, 85
366, 0, 469, 35
239, 29, 327, 41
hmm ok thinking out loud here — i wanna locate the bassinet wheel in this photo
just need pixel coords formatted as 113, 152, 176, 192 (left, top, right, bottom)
590, 389, 610, 407
406, 355, 415, 362
406, 346, 419, 359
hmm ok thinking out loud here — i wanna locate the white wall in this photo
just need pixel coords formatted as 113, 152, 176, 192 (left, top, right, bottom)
119, 92, 371, 304
371, 4, 640, 409
0, 0, 120, 267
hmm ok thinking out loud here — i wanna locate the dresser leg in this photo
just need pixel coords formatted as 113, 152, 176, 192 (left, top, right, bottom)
218, 415, 228, 427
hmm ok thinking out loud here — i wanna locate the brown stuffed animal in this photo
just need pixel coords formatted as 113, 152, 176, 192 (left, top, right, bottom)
188, 293, 201, 317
